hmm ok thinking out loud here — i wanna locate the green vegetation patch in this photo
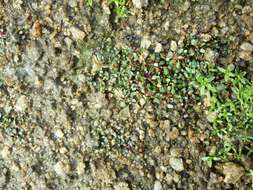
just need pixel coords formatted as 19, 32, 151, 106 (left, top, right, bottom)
78, 37, 253, 165
200, 65, 253, 164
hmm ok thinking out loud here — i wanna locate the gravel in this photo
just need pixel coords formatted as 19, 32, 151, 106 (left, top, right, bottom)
0, 0, 252, 189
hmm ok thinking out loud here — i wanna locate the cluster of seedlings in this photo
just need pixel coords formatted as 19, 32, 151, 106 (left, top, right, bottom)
78, 36, 253, 167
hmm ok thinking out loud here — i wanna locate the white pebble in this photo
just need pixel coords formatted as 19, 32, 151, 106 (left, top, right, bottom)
154, 180, 163, 190
170, 41, 178, 52
169, 157, 184, 172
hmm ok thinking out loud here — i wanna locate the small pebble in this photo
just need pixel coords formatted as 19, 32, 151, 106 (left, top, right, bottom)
70, 27, 86, 40
154, 180, 163, 190
141, 36, 152, 49
54, 129, 64, 139
169, 158, 184, 172
155, 42, 163, 53
170, 41, 178, 52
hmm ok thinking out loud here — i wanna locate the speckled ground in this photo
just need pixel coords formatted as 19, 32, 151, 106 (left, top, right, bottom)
0, 0, 253, 190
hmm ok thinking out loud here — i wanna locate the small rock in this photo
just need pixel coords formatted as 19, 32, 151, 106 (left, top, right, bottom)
165, 173, 173, 184
215, 162, 245, 184
242, 6, 252, 14
240, 42, 253, 52
76, 161, 85, 175
119, 106, 130, 120
201, 33, 212, 42
15, 95, 28, 112
170, 148, 183, 157
54, 161, 65, 176
1, 146, 10, 159
241, 15, 253, 29
154, 180, 163, 190
140, 98, 146, 106
141, 36, 151, 49
173, 173, 180, 183
166, 127, 179, 141
167, 104, 174, 109
170, 41, 178, 52
54, 129, 64, 139
155, 42, 163, 53
26, 42, 41, 61
163, 21, 170, 31
64, 37, 73, 49
70, 27, 86, 40
239, 51, 252, 61
68, 0, 77, 8
204, 48, 215, 62
169, 157, 184, 172
132, 0, 148, 9
31, 20, 42, 37
102, 1, 111, 14
59, 147, 68, 154
182, 1, 190, 11
159, 120, 170, 130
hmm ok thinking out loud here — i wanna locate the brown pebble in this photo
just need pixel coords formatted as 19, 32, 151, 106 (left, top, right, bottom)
31, 20, 42, 37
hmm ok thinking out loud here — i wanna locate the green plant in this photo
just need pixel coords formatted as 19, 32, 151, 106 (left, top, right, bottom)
196, 73, 216, 96
196, 65, 253, 161
108, 0, 128, 17
86, 0, 128, 17
202, 156, 221, 168
86, 0, 93, 6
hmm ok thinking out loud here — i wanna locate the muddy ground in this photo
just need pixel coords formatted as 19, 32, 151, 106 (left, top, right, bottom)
0, 0, 253, 189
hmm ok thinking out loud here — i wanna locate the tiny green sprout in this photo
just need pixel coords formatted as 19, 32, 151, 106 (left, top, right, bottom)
202, 156, 220, 168
196, 73, 216, 96
86, 0, 93, 6
115, 6, 128, 17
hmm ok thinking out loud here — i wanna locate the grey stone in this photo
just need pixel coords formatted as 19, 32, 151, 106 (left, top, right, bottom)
169, 157, 184, 172
15, 95, 28, 112
155, 42, 162, 53
141, 36, 151, 49
240, 42, 253, 52
26, 42, 41, 61
132, 0, 148, 9
154, 180, 163, 190
170, 41, 178, 52
70, 27, 86, 40
204, 48, 215, 62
